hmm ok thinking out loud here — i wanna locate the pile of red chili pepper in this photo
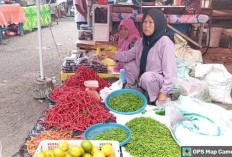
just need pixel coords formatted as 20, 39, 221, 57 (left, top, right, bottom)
64, 66, 111, 92
25, 129, 73, 155
42, 90, 115, 131
49, 85, 78, 102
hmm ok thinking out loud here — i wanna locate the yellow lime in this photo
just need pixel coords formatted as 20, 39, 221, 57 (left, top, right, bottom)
93, 151, 105, 157
70, 145, 83, 157
91, 146, 100, 155
53, 148, 65, 157
64, 152, 72, 157
83, 153, 92, 157
101, 144, 113, 156
36, 152, 46, 157
108, 154, 115, 157
45, 150, 55, 157
58, 141, 69, 152
81, 140, 93, 152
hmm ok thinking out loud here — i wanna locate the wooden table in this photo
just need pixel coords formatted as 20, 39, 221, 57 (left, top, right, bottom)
211, 10, 232, 27
212, 10, 232, 19
76, 39, 118, 51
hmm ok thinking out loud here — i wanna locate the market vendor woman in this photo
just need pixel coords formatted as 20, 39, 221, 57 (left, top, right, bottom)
113, 19, 141, 72
99, 9, 177, 104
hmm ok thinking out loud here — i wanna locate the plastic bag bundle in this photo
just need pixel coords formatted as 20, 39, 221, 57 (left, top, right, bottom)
172, 77, 211, 102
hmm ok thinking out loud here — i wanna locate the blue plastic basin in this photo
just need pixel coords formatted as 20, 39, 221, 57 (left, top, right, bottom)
105, 89, 147, 115
84, 123, 131, 146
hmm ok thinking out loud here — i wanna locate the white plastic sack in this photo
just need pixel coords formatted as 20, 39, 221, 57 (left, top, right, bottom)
174, 34, 203, 71
194, 63, 232, 104
172, 96, 232, 146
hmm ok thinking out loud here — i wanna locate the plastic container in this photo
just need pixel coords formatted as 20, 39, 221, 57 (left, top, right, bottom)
119, 69, 127, 84
84, 123, 131, 146
105, 89, 147, 115
207, 27, 223, 47
84, 80, 99, 89
33, 140, 120, 157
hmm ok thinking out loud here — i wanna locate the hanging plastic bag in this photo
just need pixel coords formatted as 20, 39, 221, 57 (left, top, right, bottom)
174, 34, 203, 73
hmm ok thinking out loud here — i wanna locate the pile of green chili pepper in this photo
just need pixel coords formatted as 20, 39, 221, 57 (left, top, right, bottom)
125, 117, 180, 157
93, 128, 128, 143
108, 93, 143, 112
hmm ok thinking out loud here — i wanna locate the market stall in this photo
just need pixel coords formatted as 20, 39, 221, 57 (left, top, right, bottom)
13, 63, 232, 157
22, 4, 51, 31
0, 4, 26, 44
12, 1, 232, 157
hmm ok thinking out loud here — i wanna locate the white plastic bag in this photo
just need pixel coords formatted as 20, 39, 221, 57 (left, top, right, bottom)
99, 80, 123, 102
195, 63, 232, 104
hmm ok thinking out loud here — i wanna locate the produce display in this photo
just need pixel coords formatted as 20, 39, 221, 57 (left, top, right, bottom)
93, 128, 128, 143
64, 66, 111, 92
42, 90, 115, 131
42, 66, 114, 131
26, 130, 73, 156
79, 57, 108, 73
35, 140, 115, 157
62, 55, 108, 73
108, 93, 144, 112
125, 117, 180, 157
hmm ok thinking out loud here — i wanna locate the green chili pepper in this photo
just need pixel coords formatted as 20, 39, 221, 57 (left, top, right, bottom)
108, 93, 143, 112
93, 128, 128, 143
125, 117, 180, 157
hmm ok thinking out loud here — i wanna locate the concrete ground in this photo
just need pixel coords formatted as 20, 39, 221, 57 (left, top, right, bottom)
0, 16, 232, 157
0, 17, 77, 157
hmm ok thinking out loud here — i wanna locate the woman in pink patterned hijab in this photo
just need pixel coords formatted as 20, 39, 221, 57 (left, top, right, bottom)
118, 19, 141, 51
114, 19, 141, 72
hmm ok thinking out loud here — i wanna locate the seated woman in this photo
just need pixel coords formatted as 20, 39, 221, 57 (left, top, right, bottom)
107, 19, 141, 73
99, 9, 177, 104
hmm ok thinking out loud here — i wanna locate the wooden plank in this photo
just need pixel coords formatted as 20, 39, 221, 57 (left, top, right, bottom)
167, 24, 202, 48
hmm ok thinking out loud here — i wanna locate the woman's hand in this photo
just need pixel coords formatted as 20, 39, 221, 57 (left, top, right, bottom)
97, 52, 107, 60
97, 52, 115, 60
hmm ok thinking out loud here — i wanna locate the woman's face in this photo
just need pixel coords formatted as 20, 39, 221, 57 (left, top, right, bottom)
119, 25, 130, 39
143, 14, 155, 36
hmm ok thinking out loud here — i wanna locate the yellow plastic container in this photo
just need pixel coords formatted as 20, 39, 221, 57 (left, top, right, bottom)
60, 71, 119, 82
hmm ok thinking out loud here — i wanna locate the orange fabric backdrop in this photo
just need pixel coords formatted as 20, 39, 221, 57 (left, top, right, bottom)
0, 4, 26, 26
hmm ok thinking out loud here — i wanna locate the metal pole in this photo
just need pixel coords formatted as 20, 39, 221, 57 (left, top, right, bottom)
36, 0, 44, 80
